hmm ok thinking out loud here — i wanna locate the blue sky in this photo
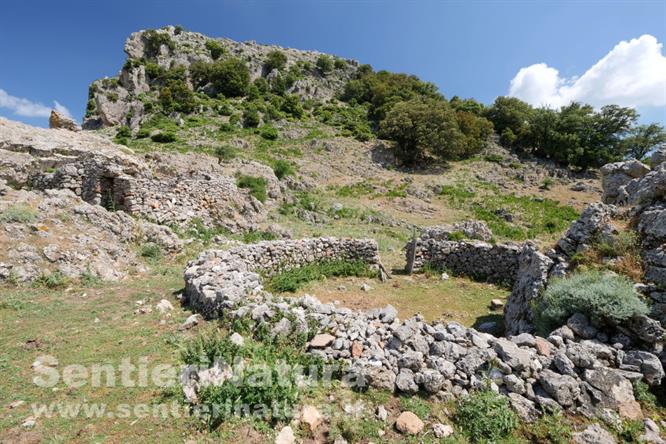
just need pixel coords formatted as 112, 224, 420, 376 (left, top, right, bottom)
1, 0, 665, 127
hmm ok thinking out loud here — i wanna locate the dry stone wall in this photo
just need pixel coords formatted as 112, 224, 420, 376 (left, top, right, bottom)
405, 228, 522, 284
182, 238, 665, 423
184, 238, 382, 318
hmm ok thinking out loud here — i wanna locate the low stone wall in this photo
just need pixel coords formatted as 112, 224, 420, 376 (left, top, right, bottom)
182, 237, 665, 423
405, 233, 522, 284
184, 238, 382, 318
32, 161, 264, 231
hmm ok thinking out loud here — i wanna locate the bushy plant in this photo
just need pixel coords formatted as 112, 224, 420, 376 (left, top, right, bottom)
237, 175, 268, 202
316, 55, 334, 74
0, 205, 38, 223
533, 271, 649, 334
140, 242, 163, 260
113, 125, 131, 145
271, 160, 294, 179
34, 271, 68, 289
264, 50, 287, 72
529, 410, 573, 444
204, 39, 225, 60
143, 30, 175, 56
454, 389, 518, 442
214, 145, 238, 161
265, 260, 377, 293
242, 230, 277, 244
259, 125, 278, 140
159, 79, 196, 113
242, 107, 261, 128
181, 335, 325, 427
150, 132, 177, 143
280, 94, 304, 119
191, 58, 250, 97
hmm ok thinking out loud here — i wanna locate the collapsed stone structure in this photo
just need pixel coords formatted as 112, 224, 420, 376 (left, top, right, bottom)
182, 236, 664, 423
184, 238, 384, 318
0, 117, 271, 231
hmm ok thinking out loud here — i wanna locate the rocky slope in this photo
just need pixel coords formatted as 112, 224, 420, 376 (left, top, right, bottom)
83, 26, 359, 130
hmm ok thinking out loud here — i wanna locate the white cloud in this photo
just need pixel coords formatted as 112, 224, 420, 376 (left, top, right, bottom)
508, 34, 666, 109
0, 89, 72, 120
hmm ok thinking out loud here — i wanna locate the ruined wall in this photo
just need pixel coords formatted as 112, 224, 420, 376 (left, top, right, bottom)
406, 235, 522, 284
184, 238, 382, 318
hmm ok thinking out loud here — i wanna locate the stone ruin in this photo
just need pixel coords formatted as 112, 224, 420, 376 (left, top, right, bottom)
0, 117, 271, 232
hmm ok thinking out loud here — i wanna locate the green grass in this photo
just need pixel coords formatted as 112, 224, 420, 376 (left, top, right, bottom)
0, 204, 38, 223
242, 230, 277, 243
335, 182, 375, 198
265, 259, 378, 293
237, 175, 268, 203
438, 181, 578, 241
33, 271, 68, 289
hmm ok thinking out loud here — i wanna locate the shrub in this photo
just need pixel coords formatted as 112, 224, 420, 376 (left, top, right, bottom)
0, 205, 38, 223
204, 40, 225, 60
259, 125, 279, 140
272, 160, 294, 179
242, 230, 277, 243
316, 55, 334, 74
530, 410, 573, 444
280, 94, 304, 119
237, 175, 268, 202
181, 335, 325, 427
533, 271, 649, 335
151, 132, 177, 143
143, 30, 175, 56
265, 259, 377, 293
192, 58, 250, 97
214, 145, 238, 161
454, 389, 518, 442
242, 107, 261, 128
140, 242, 163, 260
633, 380, 657, 407
34, 271, 68, 289
113, 125, 131, 145
264, 50, 287, 72
159, 79, 196, 113
334, 58, 346, 69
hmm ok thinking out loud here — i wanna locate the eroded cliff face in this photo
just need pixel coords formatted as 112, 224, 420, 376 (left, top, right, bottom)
83, 26, 359, 130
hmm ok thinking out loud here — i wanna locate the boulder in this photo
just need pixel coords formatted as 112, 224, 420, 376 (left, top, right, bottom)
395, 411, 424, 435
623, 350, 665, 385
538, 369, 581, 408
48, 110, 80, 131
573, 424, 616, 444
583, 367, 642, 419
600, 160, 650, 204
651, 147, 666, 167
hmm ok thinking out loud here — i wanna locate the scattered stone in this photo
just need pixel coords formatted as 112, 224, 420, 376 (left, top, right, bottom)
490, 299, 504, 310
441, 272, 449, 280
229, 332, 244, 346
7, 400, 25, 409
156, 299, 174, 314
432, 423, 454, 438
573, 423, 616, 444
361, 283, 372, 292
376, 405, 388, 421
308, 334, 335, 349
301, 405, 323, 432
395, 411, 424, 435
178, 314, 201, 331
274, 425, 295, 444
21, 416, 36, 429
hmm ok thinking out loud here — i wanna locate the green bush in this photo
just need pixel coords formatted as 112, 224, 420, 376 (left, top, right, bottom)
150, 132, 177, 143
334, 58, 346, 69
140, 242, 163, 260
633, 380, 657, 407
143, 30, 175, 56
260, 125, 279, 140
316, 55, 334, 74
530, 410, 573, 444
454, 389, 518, 442
272, 160, 294, 179
280, 94, 304, 119
264, 50, 287, 72
191, 58, 250, 97
214, 145, 238, 161
0, 205, 38, 223
242, 107, 261, 128
242, 230, 277, 244
181, 335, 325, 427
159, 79, 196, 113
265, 259, 377, 293
237, 175, 268, 202
533, 271, 649, 334
205, 40, 225, 60
34, 271, 68, 289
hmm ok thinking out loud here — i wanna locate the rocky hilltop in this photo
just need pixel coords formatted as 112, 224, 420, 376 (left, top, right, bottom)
84, 25, 358, 129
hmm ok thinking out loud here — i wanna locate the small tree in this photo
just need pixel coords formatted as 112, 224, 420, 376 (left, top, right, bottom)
378, 98, 466, 165
316, 55, 334, 75
265, 50, 288, 72
205, 40, 226, 60
623, 123, 666, 160
208, 58, 250, 97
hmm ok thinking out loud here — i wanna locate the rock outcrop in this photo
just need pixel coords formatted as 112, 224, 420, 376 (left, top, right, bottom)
48, 110, 80, 132
83, 26, 359, 130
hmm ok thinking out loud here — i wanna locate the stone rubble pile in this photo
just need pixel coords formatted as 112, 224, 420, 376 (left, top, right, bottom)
182, 238, 664, 423
0, 117, 271, 231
